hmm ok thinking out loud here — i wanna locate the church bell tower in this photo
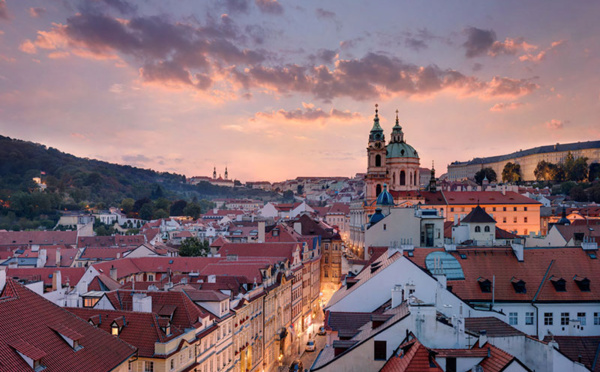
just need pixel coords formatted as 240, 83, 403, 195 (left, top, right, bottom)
365, 104, 388, 205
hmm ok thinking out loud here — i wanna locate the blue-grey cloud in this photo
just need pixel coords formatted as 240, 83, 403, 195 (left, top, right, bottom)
463, 27, 496, 58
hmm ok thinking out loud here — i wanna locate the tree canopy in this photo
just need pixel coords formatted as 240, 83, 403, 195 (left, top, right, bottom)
474, 168, 497, 185
179, 237, 210, 257
502, 162, 522, 183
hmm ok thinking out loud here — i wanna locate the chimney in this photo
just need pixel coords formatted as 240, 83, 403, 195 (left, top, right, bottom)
0, 269, 5, 292
479, 330, 487, 346
37, 249, 47, 268
391, 284, 404, 308
511, 242, 524, 262
56, 248, 61, 267
258, 221, 265, 243
110, 265, 118, 281
294, 222, 302, 235
52, 270, 62, 291
132, 293, 152, 313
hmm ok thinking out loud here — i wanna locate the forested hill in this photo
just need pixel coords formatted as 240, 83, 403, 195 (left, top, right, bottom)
0, 134, 278, 207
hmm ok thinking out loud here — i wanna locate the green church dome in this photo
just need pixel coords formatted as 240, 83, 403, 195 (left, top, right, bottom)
386, 142, 418, 158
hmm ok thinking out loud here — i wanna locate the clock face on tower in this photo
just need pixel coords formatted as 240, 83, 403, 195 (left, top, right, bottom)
375, 142, 381, 149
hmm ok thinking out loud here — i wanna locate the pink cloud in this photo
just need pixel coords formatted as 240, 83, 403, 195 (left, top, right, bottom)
544, 119, 568, 129
490, 101, 525, 112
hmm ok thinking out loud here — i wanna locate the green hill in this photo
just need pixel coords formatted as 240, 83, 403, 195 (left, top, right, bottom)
0, 134, 278, 230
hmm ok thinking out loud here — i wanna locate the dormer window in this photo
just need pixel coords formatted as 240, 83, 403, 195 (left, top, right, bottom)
550, 277, 566, 292
111, 324, 120, 336
511, 278, 526, 293
10, 339, 46, 370
111, 317, 125, 336
574, 276, 590, 292
477, 278, 491, 293
51, 324, 83, 351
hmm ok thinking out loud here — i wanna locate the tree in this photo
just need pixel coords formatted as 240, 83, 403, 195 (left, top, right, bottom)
139, 203, 155, 220
154, 197, 171, 212
502, 162, 522, 183
183, 202, 202, 219
589, 163, 600, 182
170, 200, 187, 216
282, 190, 295, 202
569, 186, 588, 202
474, 168, 497, 185
534, 161, 555, 181
153, 209, 169, 219
179, 237, 210, 257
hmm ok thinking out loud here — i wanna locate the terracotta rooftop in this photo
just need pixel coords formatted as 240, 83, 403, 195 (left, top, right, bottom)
541, 336, 600, 372
381, 335, 443, 372
0, 231, 77, 246
0, 280, 136, 371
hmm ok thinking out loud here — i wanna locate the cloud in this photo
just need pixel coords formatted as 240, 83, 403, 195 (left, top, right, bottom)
489, 37, 536, 57
28, 7, 46, 18
489, 101, 524, 112
544, 119, 568, 130
27, 11, 538, 102
405, 37, 428, 51
256, 104, 361, 122
484, 76, 538, 98
519, 40, 566, 62
223, 0, 250, 14
315, 8, 336, 19
100, 0, 137, 15
0, 0, 9, 20
71, 133, 89, 141
463, 27, 496, 58
19, 40, 37, 54
255, 0, 283, 15
122, 154, 152, 164
472, 63, 483, 71
340, 37, 363, 50
308, 49, 337, 64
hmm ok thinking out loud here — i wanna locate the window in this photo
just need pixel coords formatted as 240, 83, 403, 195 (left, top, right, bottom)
111, 325, 119, 336
374, 340, 387, 360
144, 361, 154, 372
524, 207, 528, 211
451, 207, 454, 212
595, 313, 600, 325
503, 217, 507, 223
493, 207, 496, 212
509, 312, 518, 325
544, 312, 553, 325
148, 274, 154, 281
513, 207, 517, 211
503, 207, 507, 211
561, 312, 570, 326
475, 226, 481, 233
578, 312, 586, 326
383, 224, 386, 231
171, 359, 175, 370
524, 217, 528, 223
513, 217, 517, 223
484, 226, 490, 232
526, 312, 534, 325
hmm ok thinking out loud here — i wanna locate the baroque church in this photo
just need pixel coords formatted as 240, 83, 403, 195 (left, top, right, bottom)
349, 105, 424, 257
365, 104, 421, 205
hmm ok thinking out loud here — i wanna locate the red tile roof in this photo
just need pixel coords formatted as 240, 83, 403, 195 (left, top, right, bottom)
443, 191, 540, 205
0, 231, 77, 246
6, 267, 86, 287
541, 336, 600, 372
406, 247, 600, 303
0, 280, 136, 371
66, 307, 181, 358
218, 242, 301, 262
474, 342, 527, 372
381, 336, 443, 372
464, 317, 526, 337
78, 235, 146, 248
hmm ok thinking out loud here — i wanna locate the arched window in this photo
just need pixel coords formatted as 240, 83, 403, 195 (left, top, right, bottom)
376, 184, 382, 196
414, 171, 418, 185
392, 172, 396, 185
475, 226, 481, 232
484, 226, 490, 232
410, 172, 413, 186
375, 154, 381, 167
400, 171, 406, 185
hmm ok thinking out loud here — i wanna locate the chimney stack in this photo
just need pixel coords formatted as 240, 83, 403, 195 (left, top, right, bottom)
258, 221, 265, 243
110, 265, 118, 281
56, 248, 61, 267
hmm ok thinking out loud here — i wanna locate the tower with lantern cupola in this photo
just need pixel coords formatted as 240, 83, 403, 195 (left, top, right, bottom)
365, 104, 388, 205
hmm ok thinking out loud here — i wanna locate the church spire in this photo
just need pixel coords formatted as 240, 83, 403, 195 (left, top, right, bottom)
369, 104, 384, 142
390, 109, 404, 143
213, 166, 217, 179
224, 166, 228, 180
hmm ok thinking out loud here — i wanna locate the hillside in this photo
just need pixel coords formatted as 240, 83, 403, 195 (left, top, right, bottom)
0, 135, 279, 229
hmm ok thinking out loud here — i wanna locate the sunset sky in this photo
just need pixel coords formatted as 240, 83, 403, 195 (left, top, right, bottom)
0, 0, 599, 182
